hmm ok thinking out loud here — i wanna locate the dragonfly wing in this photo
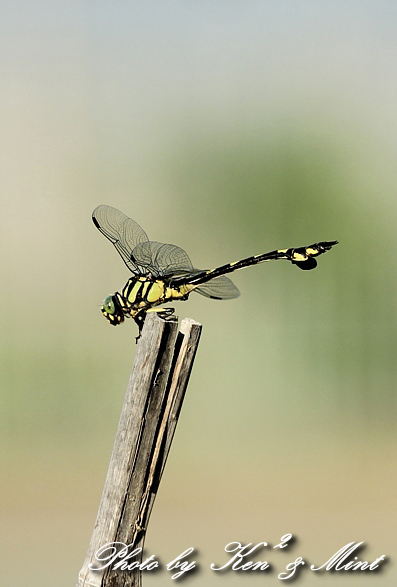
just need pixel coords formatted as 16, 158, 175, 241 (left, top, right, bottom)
193, 275, 240, 300
92, 205, 149, 274
131, 241, 195, 277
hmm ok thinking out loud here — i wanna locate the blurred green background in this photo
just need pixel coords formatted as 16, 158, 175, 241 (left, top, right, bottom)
1, 1, 396, 585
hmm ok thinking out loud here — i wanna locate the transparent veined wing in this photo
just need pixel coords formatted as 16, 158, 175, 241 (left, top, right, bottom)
131, 240, 196, 278
93, 205, 240, 298
130, 239, 240, 297
92, 205, 150, 274
194, 275, 240, 300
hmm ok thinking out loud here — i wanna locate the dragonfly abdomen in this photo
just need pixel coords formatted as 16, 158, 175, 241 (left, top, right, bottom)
182, 240, 338, 287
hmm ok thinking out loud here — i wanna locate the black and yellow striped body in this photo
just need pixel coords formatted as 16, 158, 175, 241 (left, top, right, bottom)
184, 241, 335, 286
121, 276, 195, 314
102, 240, 337, 328
93, 203, 337, 332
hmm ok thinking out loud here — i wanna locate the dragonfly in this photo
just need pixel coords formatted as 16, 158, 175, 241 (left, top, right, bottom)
93, 205, 337, 334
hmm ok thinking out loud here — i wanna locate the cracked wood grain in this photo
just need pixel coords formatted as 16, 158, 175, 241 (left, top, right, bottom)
77, 313, 202, 587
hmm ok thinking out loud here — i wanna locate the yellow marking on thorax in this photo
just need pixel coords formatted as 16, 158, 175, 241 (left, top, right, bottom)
146, 280, 165, 303
141, 280, 151, 298
127, 281, 143, 303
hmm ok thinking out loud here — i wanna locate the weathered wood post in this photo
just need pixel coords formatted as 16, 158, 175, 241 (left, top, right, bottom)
77, 313, 202, 587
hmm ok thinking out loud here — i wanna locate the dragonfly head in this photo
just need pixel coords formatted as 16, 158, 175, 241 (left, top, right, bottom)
101, 294, 125, 326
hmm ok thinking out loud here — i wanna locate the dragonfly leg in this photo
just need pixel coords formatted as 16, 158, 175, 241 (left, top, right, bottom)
146, 307, 175, 321
134, 308, 176, 343
133, 313, 146, 342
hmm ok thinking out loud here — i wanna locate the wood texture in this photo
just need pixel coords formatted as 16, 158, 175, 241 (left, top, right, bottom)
77, 313, 202, 587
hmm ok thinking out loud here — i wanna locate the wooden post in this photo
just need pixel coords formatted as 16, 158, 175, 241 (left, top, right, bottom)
77, 313, 202, 587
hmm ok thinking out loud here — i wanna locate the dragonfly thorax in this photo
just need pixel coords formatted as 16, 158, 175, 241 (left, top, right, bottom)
122, 276, 167, 307
101, 276, 197, 327
121, 276, 193, 313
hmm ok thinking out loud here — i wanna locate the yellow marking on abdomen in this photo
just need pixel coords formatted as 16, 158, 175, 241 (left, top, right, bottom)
165, 283, 195, 299
292, 252, 307, 261
305, 247, 317, 256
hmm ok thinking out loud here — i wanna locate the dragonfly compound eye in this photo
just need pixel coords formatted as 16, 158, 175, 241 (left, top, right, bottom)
103, 295, 116, 315
101, 294, 125, 325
